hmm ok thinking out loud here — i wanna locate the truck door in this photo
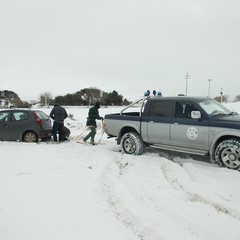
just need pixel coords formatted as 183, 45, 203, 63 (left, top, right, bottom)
170, 102, 209, 151
142, 100, 172, 144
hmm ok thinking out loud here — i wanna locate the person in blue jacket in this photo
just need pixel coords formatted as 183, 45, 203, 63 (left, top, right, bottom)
83, 101, 103, 145
50, 104, 68, 142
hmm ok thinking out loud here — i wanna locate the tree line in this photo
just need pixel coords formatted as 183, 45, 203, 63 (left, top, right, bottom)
0, 88, 131, 108
38, 89, 240, 106
1, 88, 240, 108
39, 88, 131, 106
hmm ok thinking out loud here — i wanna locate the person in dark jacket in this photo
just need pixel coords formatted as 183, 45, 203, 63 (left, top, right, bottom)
83, 101, 103, 145
50, 104, 68, 142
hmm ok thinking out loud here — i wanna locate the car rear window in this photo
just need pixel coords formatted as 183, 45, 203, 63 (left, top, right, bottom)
34, 111, 49, 120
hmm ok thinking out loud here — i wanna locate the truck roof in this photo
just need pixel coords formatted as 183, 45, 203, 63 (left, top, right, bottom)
148, 96, 211, 102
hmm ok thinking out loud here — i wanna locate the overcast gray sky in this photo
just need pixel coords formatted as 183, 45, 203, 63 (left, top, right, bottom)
1, 0, 240, 102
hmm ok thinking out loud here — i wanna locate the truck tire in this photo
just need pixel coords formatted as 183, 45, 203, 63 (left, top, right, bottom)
215, 139, 240, 170
120, 132, 144, 155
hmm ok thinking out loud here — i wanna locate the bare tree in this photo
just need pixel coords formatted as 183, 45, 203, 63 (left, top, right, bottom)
214, 95, 229, 103
80, 87, 102, 105
234, 95, 240, 102
39, 92, 53, 106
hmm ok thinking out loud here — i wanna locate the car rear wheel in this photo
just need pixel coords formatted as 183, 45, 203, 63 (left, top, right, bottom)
120, 132, 144, 155
23, 131, 38, 142
215, 139, 240, 170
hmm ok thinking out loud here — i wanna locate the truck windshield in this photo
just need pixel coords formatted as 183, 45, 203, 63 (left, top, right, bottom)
197, 99, 236, 116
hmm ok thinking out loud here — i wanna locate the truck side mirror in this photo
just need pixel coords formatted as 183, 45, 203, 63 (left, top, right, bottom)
191, 111, 201, 119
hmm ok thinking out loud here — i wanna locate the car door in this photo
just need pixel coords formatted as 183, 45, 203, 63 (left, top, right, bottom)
7, 111, 31, 140
170, 101, 210, 151
0, 111, 11, 140
143, 100, 172, 144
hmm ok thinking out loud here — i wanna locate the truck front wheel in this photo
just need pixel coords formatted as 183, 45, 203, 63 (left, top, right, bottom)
215, 139, 240, 170
120, 132, 144, 155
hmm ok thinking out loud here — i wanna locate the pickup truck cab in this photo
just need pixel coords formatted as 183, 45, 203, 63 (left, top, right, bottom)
104, 96, 240, 170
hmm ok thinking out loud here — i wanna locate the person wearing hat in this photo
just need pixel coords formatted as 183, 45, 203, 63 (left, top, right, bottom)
83, 101, 103, 145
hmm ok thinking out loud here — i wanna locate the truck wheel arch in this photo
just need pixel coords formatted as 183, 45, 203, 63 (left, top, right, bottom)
117, 126, 140, 144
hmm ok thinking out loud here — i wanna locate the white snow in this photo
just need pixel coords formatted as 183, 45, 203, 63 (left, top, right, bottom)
1, 104, 240, 240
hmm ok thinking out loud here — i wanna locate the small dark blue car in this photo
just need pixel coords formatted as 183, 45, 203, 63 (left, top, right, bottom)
0, 109, 52, 142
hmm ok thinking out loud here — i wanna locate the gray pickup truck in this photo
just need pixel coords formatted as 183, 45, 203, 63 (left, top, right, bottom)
104, 96, 240, 170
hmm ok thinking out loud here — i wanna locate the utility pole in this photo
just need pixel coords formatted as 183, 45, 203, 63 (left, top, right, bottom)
185, 73, 190, 96
45, 93, 48, 107
207, 79, 212, 97
220, 88, 223, 103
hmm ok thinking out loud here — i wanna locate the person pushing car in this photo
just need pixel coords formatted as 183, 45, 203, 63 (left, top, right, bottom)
50, 104, 68, 142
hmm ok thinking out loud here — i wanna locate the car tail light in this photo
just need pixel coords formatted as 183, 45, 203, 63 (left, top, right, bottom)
32, 112, 42, 126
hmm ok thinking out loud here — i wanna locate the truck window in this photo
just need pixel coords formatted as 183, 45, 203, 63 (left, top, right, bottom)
175, 102, 185, 118
175, 102, 198, 118
149, 101, 172, 117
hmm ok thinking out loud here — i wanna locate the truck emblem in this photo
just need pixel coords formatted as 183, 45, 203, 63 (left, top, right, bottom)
186, 127, 199, 140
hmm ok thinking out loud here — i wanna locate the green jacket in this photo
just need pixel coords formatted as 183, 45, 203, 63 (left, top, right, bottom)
86, 106, 100, 127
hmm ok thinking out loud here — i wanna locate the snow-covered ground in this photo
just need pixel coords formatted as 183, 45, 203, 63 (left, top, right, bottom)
1, 103, 240, 240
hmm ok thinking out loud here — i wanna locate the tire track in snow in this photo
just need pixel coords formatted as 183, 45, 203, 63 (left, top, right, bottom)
160, 159, 240, 221
100, 152, 240, 240
100, 153, 146, 240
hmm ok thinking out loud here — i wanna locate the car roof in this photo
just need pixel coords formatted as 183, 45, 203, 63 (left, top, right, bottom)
0, 108, 32, 112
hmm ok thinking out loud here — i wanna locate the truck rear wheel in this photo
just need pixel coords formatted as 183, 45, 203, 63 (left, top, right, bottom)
215, 139, 240, 170
120, 132, 144, 155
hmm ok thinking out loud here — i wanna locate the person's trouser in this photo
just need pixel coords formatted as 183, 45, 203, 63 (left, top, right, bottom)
83, 127, 96, 143
52, 121, 64, 141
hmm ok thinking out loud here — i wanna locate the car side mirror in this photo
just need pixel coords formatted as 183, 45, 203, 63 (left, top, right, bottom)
191, 111, 201, 119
